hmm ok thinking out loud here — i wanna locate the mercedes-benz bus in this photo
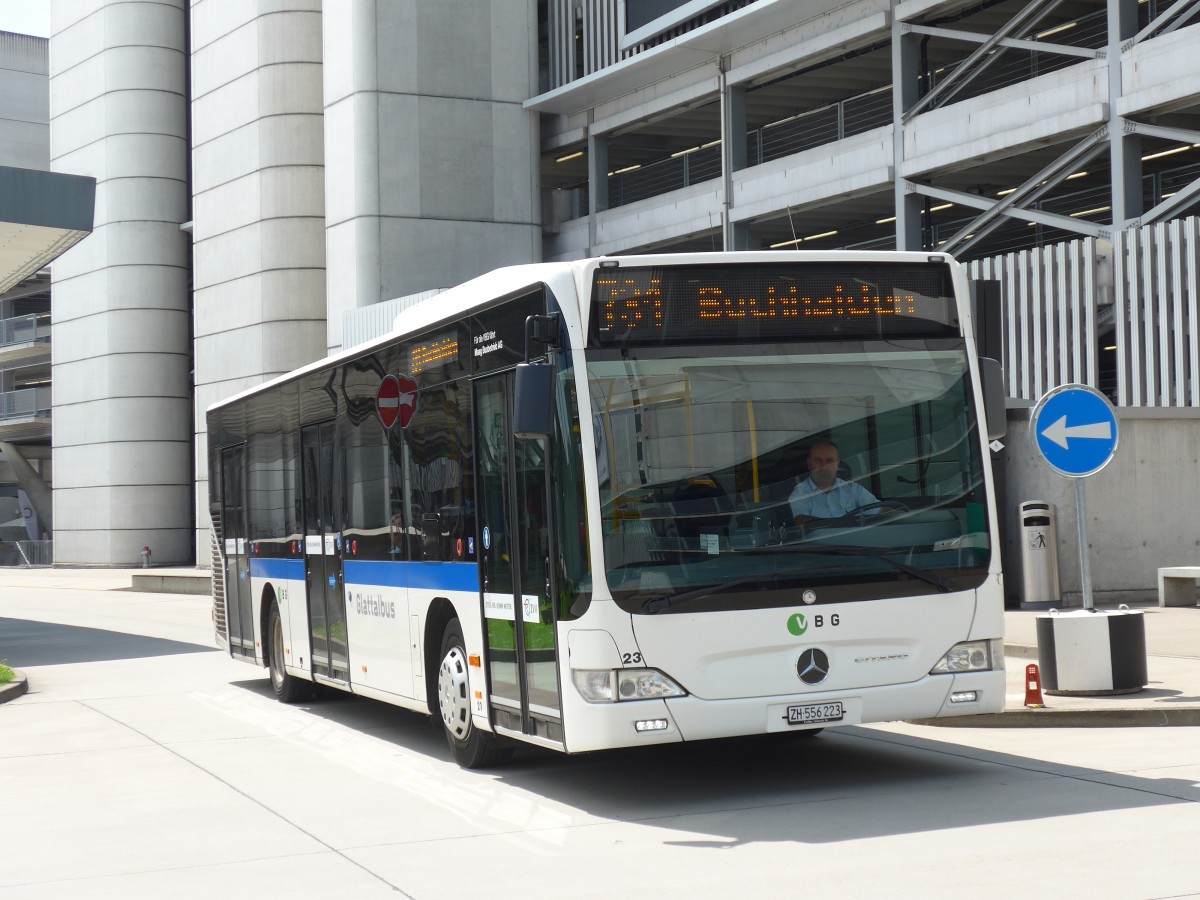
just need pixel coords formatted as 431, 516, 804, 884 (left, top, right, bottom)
208, 251, 1008, 767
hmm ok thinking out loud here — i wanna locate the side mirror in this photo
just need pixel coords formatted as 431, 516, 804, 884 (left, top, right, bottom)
979, 356, 1007, 441
513, 362, 553, 439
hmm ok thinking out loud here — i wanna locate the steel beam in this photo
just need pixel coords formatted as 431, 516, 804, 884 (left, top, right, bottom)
901, 0, 1065, 121
903, 24, 1100, 60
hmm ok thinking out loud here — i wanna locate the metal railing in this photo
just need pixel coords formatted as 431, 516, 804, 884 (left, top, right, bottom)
0, 540, 53, 567
0, 388, 52, 421
0, 313, 51, 348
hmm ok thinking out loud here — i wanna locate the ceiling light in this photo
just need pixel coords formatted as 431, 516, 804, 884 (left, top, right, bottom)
804, 230, 838, 240
1067, 170, 1087, 179
769, 237, 804, 249
670, 146, 700, 158
555, 151, 583, 163
930, 203, 953, 212
1142, 146, 1190, 161
1036, 22, 1077, 39
997, 188, 1016, 196
1070, 205, 1111, 218
876, 216, 896, 224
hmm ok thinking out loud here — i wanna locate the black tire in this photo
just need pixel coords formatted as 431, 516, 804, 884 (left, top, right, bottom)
267, 601, 314, 703
437, 619, 512, 768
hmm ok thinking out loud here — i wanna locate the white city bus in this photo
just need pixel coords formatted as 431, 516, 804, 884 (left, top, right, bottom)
208, 251, 1008, 768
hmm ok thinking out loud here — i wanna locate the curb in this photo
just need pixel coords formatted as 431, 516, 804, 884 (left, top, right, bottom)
0, 670, 28, 704
908, 643, 1200, 728
912, 707, 1200, 728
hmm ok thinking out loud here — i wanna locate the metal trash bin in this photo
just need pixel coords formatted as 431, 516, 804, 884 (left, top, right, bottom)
1019, 500, 1060, 607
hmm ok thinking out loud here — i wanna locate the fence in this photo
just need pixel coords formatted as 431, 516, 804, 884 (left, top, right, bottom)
0, 540, 53, 567
967, 214, 1200, 408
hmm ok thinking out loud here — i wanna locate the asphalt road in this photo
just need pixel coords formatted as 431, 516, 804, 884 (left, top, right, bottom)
1, 575, 1199, 899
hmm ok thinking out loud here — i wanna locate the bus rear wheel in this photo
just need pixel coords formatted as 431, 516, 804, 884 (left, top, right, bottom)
437, 619, 512, 768
268, 600, 313, 703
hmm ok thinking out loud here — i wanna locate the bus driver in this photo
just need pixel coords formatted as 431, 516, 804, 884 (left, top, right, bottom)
789, 440, 883, 527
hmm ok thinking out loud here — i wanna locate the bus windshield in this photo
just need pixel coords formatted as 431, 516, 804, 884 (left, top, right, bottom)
586, 339, 991, 613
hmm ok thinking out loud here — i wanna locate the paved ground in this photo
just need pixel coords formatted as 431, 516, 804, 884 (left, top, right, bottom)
2, 567, 1198, 725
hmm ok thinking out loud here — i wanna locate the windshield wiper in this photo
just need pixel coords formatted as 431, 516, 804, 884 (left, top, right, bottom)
640, 545, 956, 612
642, 565, 821, 613
806, 545, 957, 594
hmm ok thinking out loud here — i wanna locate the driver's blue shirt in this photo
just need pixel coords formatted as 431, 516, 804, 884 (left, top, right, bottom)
788, 477, 879, 520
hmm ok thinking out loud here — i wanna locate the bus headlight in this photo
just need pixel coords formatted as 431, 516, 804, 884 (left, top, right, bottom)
930, 639, 1003, 674
572, 668, 687, 703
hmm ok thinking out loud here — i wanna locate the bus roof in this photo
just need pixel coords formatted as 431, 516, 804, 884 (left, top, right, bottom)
206, 250, 958, 414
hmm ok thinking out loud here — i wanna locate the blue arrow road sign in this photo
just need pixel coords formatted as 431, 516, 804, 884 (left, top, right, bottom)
1030, 384, 1119, 477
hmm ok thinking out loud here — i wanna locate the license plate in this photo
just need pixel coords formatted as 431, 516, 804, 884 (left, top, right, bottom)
786, 701, 845, 726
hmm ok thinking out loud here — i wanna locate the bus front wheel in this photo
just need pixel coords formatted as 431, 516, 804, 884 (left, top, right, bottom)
267, 601, 313, 703
437, 619, 512, 768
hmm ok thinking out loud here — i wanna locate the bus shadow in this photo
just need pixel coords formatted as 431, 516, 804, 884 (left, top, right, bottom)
228, 680, 1198, 845
0, 617, 215, 667
493, 727, 1198, 845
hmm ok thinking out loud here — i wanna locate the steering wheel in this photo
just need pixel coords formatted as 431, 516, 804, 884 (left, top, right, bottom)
845, 501, 908, 521
802, 502, 909, 532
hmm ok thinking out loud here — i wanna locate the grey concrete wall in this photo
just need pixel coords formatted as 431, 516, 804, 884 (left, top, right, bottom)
1002, 409, 1200, 607
0, 31, 49, 170
49, 0, 193, 565
322, 0, 542, 354
190, 1, 329, 564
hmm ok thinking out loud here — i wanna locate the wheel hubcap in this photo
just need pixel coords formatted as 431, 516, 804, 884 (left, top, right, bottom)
438, 644, 471, 741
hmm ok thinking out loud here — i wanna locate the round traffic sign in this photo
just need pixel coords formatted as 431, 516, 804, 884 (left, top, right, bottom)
376, 375, 401, 429
376, 374, 419, 430
1030, 384, 1119, 478
395, 374, 418, 428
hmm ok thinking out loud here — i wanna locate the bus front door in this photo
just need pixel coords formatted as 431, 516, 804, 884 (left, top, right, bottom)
220, 444, 254, 660
300, 421, 349, 683
475, 375, 562, 743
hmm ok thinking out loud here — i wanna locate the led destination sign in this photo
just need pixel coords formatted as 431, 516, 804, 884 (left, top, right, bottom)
591, 263, 958, 345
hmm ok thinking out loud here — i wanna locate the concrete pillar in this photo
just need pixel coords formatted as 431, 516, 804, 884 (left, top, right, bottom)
189, 1, 329, 565
323, 0, 542, 355
49, 0, 192, 565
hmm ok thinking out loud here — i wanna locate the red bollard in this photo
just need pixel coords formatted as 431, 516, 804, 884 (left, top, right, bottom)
1024, 663, 1045, 709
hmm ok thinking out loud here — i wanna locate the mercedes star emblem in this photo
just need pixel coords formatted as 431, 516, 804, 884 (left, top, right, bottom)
797, 648, 830, 685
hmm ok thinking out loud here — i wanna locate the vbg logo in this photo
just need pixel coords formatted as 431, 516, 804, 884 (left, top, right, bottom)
787, 613, 808, 636
787, 611, 841, 636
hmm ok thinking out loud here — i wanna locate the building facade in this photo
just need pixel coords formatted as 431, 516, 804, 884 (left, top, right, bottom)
13, 0, 1200, 600
0, 31, 93, 565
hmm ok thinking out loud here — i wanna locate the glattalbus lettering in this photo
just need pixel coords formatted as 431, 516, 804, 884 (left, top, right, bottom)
354, 593, 396, 618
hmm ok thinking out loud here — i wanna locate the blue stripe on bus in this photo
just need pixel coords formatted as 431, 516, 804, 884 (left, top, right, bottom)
249, 558, 305, 580
344, 560, 480, 592
248, 557, 480, 593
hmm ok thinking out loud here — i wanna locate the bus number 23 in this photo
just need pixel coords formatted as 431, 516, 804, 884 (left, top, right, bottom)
622, 652, 643, 664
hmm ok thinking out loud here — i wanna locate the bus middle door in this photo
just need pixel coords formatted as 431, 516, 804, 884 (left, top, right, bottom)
301, 420, 350, 683
219, 444, 254, 660
475, 374, 562, 744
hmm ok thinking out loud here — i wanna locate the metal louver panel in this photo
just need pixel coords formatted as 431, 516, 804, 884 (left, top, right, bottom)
210, 514, 227, 640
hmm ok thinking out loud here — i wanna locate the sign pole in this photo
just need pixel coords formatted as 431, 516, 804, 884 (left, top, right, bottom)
1074, 476, 1093, 610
